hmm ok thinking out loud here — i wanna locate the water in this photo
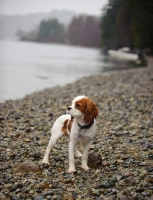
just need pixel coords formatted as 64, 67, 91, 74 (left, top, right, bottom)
0, 40, 109, 102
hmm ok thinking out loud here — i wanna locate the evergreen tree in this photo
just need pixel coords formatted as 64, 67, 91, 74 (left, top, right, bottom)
37, 19, 65, 43
101, 0, 153, 53
68, 15, 101, 47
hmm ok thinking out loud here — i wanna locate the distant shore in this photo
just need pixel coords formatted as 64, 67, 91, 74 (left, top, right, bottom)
0, 57, 153, 199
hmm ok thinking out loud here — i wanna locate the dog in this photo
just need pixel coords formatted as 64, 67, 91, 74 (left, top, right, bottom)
42, 95, 98, 173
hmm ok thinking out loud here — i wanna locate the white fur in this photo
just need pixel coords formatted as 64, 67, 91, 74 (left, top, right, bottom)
42, 95, 96, 173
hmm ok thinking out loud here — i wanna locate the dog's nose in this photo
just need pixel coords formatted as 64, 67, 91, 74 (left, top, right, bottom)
68, 106, 72, 111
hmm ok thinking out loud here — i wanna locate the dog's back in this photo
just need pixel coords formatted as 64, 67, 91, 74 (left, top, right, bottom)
51, 114, 73, 136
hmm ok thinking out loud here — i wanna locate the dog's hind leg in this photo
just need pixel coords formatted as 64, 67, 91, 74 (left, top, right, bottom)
42, 114, 71, 164
42, 131, 63, 164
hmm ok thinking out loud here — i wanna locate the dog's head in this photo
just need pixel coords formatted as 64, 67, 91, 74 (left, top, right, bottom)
67, 95, 98, 124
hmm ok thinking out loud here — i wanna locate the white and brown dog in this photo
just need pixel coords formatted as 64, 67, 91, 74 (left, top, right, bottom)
42, 95, 98, 173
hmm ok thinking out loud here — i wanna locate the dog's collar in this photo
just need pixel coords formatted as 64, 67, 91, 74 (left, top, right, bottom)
78, 121, 94, 130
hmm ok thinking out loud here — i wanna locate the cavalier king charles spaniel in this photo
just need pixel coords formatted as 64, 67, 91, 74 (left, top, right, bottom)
42, 95, 98, 173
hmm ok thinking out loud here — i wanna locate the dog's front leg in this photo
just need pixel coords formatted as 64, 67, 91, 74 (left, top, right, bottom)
81, 142, 90, 171
68, 140, 76, 173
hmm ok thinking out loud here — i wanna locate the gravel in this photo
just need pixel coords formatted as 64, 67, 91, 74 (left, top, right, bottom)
0, 58, 153, 200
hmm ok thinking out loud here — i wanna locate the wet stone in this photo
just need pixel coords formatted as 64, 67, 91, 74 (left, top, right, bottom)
95, 180, 115, 189
87, 153, 102, 169
63, 192, 75, 200
119, 194, 130, 200
34, 195, 44, 200
12, 162, 41, 173
146, 167, 153, 172
10, 183, 23, 192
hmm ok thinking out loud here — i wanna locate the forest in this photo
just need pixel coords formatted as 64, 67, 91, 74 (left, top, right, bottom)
19, 0, 153, 53
101, 0, 153, 54
19, 16, 101, 48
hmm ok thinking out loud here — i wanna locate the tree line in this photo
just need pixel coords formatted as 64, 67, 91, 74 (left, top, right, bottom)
18, 15, 101, 48
101, 0, 153, 53
18, 0, 153, 53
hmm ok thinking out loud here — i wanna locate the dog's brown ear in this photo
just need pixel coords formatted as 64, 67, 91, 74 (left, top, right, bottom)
84, 98, 98, 124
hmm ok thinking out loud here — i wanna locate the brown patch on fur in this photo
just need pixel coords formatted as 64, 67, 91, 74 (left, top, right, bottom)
61, 119, 69, 134
68, 117, 74, 132
61, 118, 74, 136
75, 98, 87, 113
75, 98, 98, 124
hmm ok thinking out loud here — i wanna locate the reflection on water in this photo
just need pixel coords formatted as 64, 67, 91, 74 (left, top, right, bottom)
0, 40, 142, 101
102, 56, 147, 71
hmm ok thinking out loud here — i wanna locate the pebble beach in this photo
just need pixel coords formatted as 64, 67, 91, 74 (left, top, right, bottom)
0, 58, 153, 200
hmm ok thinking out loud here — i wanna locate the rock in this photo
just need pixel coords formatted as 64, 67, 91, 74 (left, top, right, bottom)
126, 138, 133, 143
119, 194, 130, 200
148, 195, 153, 200
42, 189, 63, 197
123, 171, 133, 177
130, 123, 139, 128
35, 181, 49, 189
149, 144, 153, 149
149, 153, 153, 160
102, 161, 110, 167
29, 190, 35, 194
95, 197, 103, 200
12, 162, 41, 173
63, 192, 75, 200
34, 196, 44, 200
96, 180, 113, 189
10, 183, 23, 192
116, 175, 122, 182
138, 162, 147, 166
119, 177, 134, 186
12, 197, 19, 200
147, 177, 153, 183
135, 188, 145, 193
62, 177, 75, 184
87, 153, 102, 168
139, 170, 148, 178
110, 176, 117, 184
146, 167, 153, 172
113, 125, 123, 131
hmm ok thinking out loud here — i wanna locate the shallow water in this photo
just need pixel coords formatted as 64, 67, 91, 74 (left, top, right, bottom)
0, 40, 132, 102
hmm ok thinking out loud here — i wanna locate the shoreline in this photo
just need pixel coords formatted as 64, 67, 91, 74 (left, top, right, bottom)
1, 56, 151, 104
0, 57, 153, 199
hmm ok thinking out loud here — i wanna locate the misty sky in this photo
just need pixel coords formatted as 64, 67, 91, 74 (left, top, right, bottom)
0, 0, 108, 16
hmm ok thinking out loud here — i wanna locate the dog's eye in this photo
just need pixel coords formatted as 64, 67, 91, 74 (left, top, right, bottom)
76, 103, 80, 108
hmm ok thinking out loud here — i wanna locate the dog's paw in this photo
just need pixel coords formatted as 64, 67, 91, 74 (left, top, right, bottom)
81, 165, 89, 171
42, 159, 50, 165
67, 168, 76, 173
75, 152, 83, 158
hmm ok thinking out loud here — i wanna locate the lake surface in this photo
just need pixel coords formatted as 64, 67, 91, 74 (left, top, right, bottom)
0, 40, 112, 102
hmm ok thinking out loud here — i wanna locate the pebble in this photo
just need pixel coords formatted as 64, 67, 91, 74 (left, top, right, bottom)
0, 58, 153, 199
63, 192, 75, 200
119, 194, 130, 200
34, 196, 44, 200
87, 153, 102, 168
147, 167, 153, 172
12, 162, 41, 173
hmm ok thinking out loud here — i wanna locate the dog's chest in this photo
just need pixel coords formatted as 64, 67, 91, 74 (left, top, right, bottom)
61, 118, 94, 143
77, 128, 93, 143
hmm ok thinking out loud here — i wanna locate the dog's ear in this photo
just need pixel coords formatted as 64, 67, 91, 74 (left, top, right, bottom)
84, 98, 98, 124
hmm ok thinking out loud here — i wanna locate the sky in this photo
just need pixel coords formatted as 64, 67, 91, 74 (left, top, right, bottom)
0, 0, 108, 16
